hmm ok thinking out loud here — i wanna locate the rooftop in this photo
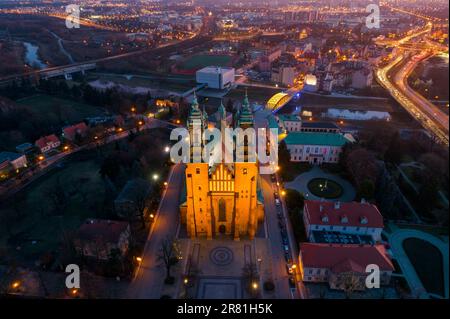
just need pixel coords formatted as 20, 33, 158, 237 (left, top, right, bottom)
278, 114, 301, 122
302, 122, 339, 129
0, 151, 23, 164
304, 200, 384, 228
284, 132, 350, 147
300, 243, 394, 272
77, 219, 129, 243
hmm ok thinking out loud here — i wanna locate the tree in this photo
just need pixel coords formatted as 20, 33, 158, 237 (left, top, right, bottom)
158, 236, 181, 284
358, 178, 375, 200
99, 156, 121, 182
336, 272, 363, 299
242, 262, 259, 297
384, 132, 403, 164
43, 176, 68, 215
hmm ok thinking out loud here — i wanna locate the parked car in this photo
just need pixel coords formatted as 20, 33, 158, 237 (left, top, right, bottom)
288, 276, 296, 288
275, 198, 281, 206
271, 174, 277, 182
283, 245, 290, 252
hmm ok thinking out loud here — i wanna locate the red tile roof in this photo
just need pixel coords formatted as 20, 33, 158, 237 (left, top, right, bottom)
300, 243, 394, 272
35, 135, 60, 149
304, 200, 384, 228
77, 219, 129, 243
63, 122, 88, 140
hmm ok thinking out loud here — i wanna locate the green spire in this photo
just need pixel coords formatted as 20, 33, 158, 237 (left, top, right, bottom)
191, 91, 199, 110
242, 89, 250, 111
218, 99, 226, 118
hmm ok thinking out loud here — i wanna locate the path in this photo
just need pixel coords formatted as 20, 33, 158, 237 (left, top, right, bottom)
285, 166, 356, 202
387, 228, 449, 299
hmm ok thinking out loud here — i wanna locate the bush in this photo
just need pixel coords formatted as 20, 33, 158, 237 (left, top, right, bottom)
263, 281, 275, 291
164, 276, 175, 285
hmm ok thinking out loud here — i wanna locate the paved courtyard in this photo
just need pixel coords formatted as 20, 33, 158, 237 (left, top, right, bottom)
285, 166, 356, 202
181, 238, 272, 299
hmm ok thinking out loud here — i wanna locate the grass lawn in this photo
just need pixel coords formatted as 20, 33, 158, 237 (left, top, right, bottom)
280, 162, 311, 182
17, 94, 106, 125
181, 54, 232, 70
307, 178, 343, 199
403, 238, 445, 297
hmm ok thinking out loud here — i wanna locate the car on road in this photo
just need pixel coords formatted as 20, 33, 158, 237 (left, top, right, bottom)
277, 211, 283, 219
281, 236, 288, 245
271, 174, 276, 182
283, 245, 290, 253
288, 276, 296, 288
275, 198, 281, 206
285, 265, 293, 275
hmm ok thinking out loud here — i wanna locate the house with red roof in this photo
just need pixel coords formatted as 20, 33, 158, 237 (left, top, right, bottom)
73, 219, 130, 260
303, 200, 384, 242
62, 122, 89, 142
35, 135, 61, 153
298, 243, 394, 290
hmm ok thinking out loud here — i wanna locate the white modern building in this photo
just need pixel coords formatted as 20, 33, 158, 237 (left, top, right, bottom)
304, 74, 318, 92
196, 66, 235, 90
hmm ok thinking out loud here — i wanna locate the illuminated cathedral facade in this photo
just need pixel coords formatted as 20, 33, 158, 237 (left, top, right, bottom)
180, 94, 264, 240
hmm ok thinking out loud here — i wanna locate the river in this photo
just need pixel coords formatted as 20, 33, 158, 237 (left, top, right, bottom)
23, 42, 47, 69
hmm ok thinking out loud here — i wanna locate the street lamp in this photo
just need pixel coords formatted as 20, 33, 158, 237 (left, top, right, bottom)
136, 257, 143, 263
11, 281, 20, 289
152, 174, 159, 181
252, 282, 258, 290
164, 146, 170, 153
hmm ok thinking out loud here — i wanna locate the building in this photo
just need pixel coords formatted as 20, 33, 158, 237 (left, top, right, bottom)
283, 132, 351, 164
114, 178, 152, 218
304, 74, 318, 92
180, 93, 264, 240
196, 66, 235, 90
278, 114, 302, 133
74, 219, 130, 260
15, 143, 34, 155
351, 68, 373, 89
271, 66, 296, 87
298, 243, 394, 290
303, 200, 384, 242
62, 122, 89, 142
301, 122, 340, 133
35, 135, 61, 153
322, 73, 334, 93
0, 152, 28, 171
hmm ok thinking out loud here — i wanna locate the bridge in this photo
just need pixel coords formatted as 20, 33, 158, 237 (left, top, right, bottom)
41, 63, 97, 80
266, 86, 302, 113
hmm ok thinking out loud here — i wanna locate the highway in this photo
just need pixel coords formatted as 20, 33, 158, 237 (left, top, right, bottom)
375, 23, 449, 146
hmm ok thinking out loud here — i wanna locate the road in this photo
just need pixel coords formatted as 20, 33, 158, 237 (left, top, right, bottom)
127, 163, 185, 299
0, 118, 176, 200
254, 109, 306, 299
375, 23, 449, 146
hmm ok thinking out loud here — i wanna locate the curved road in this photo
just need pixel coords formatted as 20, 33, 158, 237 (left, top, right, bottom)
387, 229, 449, 299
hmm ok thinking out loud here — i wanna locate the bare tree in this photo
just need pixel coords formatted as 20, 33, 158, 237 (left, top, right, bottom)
158, 236, 181, 284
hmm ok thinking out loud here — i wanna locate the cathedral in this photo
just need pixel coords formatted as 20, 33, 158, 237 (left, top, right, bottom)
180, 93, 264, 240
